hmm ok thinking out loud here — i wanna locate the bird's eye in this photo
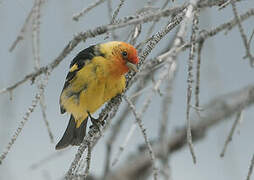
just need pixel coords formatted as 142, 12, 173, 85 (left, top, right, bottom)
122, 51, 128, 57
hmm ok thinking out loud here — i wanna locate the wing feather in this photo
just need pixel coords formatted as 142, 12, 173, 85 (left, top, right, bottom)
60, 45, 104, 114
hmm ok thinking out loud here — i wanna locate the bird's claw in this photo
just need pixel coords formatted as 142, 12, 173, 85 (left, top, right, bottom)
100, 114, 108, 126
87, 111, 105, 132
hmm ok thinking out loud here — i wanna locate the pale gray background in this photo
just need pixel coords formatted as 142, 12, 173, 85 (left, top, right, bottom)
0, 0, 254, 179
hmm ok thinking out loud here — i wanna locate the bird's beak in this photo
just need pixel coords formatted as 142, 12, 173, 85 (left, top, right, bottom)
126, 62, 138, 72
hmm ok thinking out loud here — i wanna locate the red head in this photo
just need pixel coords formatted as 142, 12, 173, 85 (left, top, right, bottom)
100, 41, 139, 75
119, 42, 139, 65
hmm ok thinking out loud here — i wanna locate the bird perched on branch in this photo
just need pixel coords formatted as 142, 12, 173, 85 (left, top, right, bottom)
55, 41, 139, 150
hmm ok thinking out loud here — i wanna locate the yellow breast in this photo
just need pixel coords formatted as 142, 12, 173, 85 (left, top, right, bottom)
60, 56, 126, 127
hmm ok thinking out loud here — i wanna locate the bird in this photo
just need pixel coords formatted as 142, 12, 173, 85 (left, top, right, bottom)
55, 41, 139, 150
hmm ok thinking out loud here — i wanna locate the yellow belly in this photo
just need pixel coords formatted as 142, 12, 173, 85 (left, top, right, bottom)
60, 57, 126, 127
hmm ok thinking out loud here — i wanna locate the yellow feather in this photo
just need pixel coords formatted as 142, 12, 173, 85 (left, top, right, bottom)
69, 64, 78, 72
60, 55, 126, 128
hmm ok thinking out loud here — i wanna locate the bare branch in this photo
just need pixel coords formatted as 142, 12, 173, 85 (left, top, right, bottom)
129, 24, 142, 45
9, 3, 34, 52
111, 0, 126, 24
31, 0, 54, 143
247, 29, 254, 48
158, 63, 177, 180
110, 0, 126, 40
3, 5, 253, 97
65, 97, 122, 179
186, 4, 199, 164
103, 69, 156, 176
246, 154, 254, 180
30, 150, 68, 170
220, 110, 242, 157
0, 5, 185, 96
218, 0, 232, 10
40, 95, 54, 143
73, 0, 106, 21
112, 123, 137, 166
124, 96, 158, 180
138, 11, 184, 66
84, 143, 92, 179
2, 1, 254, 179
0, 73, 49, 165
231, 1, 254, 66
195, 39, 204, 108
9, 0, 45, 52
104, 85, 254, 180
106, 0, 113, 21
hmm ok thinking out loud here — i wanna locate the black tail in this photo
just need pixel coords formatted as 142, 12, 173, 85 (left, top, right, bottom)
55, 115, 87, 150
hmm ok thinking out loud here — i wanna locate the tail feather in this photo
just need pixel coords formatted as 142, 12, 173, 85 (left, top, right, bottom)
55, 115, 87, 150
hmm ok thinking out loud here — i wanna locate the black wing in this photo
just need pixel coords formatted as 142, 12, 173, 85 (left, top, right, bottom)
64, 45, 96, 88
60, 45, 104, 114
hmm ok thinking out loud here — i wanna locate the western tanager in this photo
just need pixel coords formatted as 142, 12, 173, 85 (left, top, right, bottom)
55, 41, 139, 150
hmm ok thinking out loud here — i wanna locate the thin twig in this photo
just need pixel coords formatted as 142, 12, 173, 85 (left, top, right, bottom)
0, 73, 49, 165
218, 0, 232, 10
139, 62, 171, 117
103, 105, 132, 176
158, 63, 177, 180
195, 39, 204, 108
143, 0, 171, 47
84, 142, 92, 179
186, 1, 199, 164
73, 0, 106, 21
129, 24, 142, 45
32, 0, 54, 143
111, 0, 126, 24
138, 11, 184, 66
124, 96, 158, 180
32, 0, 41, 70
40, 95, 54, 143
247, 29, 254, 48
103, 142, 111, 176
103, 70, 155, 176
9, 2, 35, 52
30, 150, 67, 170
129, 86, 151, 100
105, 0, 114, 41
112, 123, 137, 166
3, 6, 253, 97
110, 0, 126, 40
231, 0, 254, 66
136, 7, 254, 90
65, 97, 122, 179
246, 154, 254, 180
1, 6, 185, 96
139, 60, 175, 120
107, 0, 113, 20
104, 85, 254, 180
198, 0, 241, 8
74, 153, 86, 175
220, 111, 242, 157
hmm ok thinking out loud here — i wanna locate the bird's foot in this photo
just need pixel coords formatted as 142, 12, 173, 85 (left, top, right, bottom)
100, 114, 108, 126
87, 111, 105, 131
